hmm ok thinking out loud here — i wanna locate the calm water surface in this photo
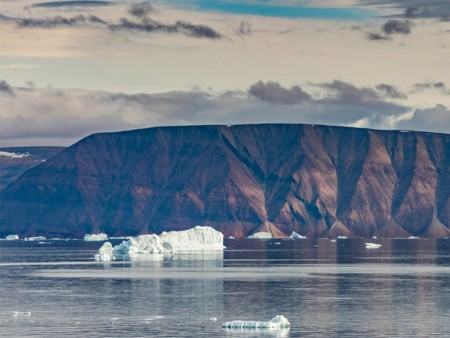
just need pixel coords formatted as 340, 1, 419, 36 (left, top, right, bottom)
0, 238, 449, 337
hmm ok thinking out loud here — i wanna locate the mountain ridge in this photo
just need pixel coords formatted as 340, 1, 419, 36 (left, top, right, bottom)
1, 124, 449, 238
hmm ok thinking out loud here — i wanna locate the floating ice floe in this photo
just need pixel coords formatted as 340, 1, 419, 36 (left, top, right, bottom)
84, 233, 108, 241
95, 226, 224, 261
24, 236, 46, 241
5, 234, 19, 240
365, 242, 381, 249
222, 315, 290, 329
290, 231, 307, 239
247, 232, 272, 239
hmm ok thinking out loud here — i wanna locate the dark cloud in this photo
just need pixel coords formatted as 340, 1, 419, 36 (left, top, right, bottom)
318, 80, 381, 104
16, 15, 106, 28
0, 80, 15, 96
128, 2, 155, 19
376, 84, 407, 99
248, 81, 311, 105
382, 20, 411, 34
109, 18, 221, 39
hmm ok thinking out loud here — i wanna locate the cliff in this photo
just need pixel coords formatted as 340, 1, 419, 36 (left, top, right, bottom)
0, 124, 449, 238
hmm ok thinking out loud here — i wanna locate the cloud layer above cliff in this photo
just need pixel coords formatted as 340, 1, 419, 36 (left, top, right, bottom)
1, 0, 449, 145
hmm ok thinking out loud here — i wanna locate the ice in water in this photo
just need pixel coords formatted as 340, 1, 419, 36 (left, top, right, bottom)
222, 315, 290, 329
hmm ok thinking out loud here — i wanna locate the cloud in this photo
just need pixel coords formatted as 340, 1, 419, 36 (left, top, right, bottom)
109, 18, 221, 39
367, 19, 411, 41
248, 81, 311, 105
16, 15, 107, 28
0, 80, 15, 96
376, 84, 407, 99
367, 32, 389, 40
360, 0, 450, 19
398, 104, 450, 134
3, 79, 447, 147
30, 1, 112, 8
382, 20, 411, 35
412, 82, 448, 94
128, 2, 155, 19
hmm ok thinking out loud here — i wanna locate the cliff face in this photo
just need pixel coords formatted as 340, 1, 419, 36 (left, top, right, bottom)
0, 124, 449, 238
0, 147, 65, 191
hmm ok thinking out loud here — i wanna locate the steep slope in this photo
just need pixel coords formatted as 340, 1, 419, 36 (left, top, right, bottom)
0, 124, 449, 238
0, 147, 65, 191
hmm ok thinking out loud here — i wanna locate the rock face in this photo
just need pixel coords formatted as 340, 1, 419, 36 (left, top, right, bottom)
0, 124, 449, 238
0, 147, 64, 191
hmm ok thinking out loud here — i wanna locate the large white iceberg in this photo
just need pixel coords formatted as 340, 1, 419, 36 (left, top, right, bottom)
95, 226, 224, 261
247, 232, 272, 239
5, 234, 19, 240
84, 233, 108, 241
222, 315, 290, 329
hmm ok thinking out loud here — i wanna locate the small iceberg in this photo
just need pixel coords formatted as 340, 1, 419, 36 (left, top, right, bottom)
5, 234, 19, 240
84, 233, 108, 241
247, 232, 272, 239
222, 315, 290, 329
365, 242, 381, 249
94, 242, 115, 262
95, 226, 224, 261
290, 231, 307, 239
24, 236, 46, 241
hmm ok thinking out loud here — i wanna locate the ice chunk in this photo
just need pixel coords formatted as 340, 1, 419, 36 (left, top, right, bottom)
247, 232, 272, 239
96, 226, 224, 260
290, 231, 306, 239
24, 236, 46, 241
159, 226, 224, 251
365, 242, 381, 249
222, 315, 290, 329
5, 234, 19, 240
94, 242, 115, 261
84, 233, 108, 241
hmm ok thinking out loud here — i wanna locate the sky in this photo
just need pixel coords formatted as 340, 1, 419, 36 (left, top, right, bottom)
0, 0, 449, 146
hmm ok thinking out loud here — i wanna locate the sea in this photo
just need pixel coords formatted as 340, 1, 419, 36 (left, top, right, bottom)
0, 238, 449, 337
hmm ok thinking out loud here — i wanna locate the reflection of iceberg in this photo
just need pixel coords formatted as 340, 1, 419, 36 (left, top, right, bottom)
247, 232, 272, 239
5, 234, 19, 240
95, 226, 224, 261
290, 231, 307, 239
84, 233, 108, 241
222, 315, 290, 329
365, 242, 381, 249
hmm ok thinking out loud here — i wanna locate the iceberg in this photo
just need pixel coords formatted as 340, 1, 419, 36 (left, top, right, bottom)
94, 242, 115, 262
290, 231, 306, 239
365, 242, 381, 249
84, 233, 108, 241
222, 315, 290, 329
95, 226, 224, 261
5, 234, 19, 240
24, 236, 46, 241
247, 232, 272, 239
